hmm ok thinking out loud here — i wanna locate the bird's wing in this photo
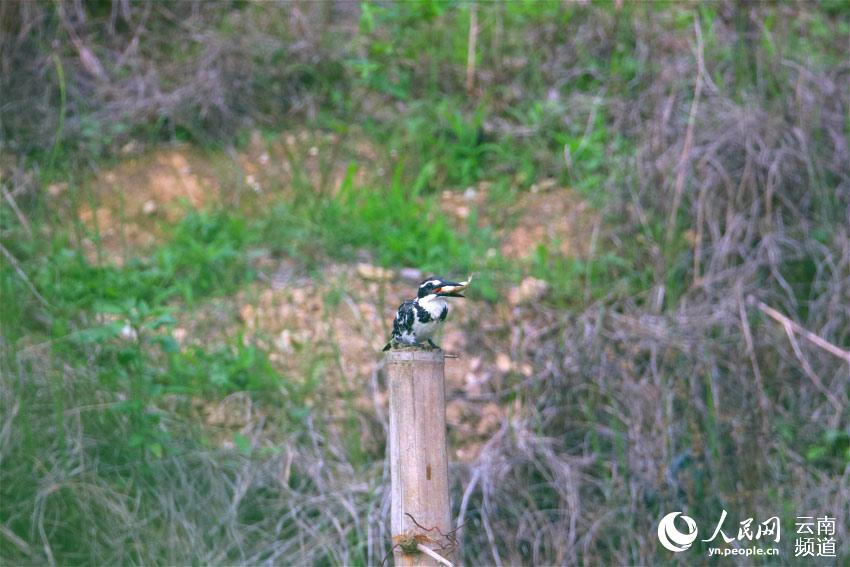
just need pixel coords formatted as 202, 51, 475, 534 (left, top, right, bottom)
392, 300, 415, 338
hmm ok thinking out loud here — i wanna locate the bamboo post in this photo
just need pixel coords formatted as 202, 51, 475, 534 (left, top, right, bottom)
387, 349, 452, 567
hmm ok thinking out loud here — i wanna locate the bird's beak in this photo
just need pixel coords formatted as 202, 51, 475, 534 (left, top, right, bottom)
436, 280, 469, 298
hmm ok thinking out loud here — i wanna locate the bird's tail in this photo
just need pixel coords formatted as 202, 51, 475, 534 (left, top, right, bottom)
382, 341, 392, 352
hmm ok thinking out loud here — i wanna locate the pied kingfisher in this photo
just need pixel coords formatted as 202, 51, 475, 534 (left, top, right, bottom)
382, 277, 469, 351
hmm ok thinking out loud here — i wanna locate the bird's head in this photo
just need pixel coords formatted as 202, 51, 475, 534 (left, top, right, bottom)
417, 277, 469, 299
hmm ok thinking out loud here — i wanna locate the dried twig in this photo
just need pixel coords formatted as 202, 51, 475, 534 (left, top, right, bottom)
751, 297, 850, 363
417, 543, 454, 566
1, 184, 33, 238
666, 16, 705, 244
692, 180, 707, 284
0, 242, 50, 308
750, 297, 846, 416
465, 3, 478, 96
0, 523, 32, 558
736, 283, 770, 413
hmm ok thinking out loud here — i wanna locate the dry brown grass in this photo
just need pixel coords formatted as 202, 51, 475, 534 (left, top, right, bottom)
446, 5, 850, 563
0, 1, 348, 158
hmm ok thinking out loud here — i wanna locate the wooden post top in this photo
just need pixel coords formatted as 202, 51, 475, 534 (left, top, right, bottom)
385, 349, 446, 363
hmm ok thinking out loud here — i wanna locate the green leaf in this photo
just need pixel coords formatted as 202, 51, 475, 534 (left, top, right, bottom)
75, 322, 124, 344
145, 313, 176, 330
147, 442, 163, 459
806, 446, 826, 462
233, 433, 252, 457
94, 302, 127, 315
153, 335, 180, 354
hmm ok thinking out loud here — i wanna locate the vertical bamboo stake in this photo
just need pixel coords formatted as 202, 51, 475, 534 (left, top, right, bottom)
387, 350, 452, 567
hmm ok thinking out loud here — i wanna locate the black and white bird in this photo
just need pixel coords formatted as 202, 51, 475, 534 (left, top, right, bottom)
382, 277, 470, 351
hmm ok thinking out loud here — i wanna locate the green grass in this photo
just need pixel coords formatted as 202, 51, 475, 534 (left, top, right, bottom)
272, 161, 495, 271
2, 210, 257, 337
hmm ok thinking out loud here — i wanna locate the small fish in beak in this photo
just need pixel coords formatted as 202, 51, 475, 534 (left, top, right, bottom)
436, 281, 468, 297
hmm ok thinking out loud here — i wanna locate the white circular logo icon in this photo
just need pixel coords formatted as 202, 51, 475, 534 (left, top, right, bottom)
657, 512, 698, 552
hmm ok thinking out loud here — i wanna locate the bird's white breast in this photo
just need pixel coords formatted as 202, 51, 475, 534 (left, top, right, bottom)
418, 294, 447, 318
412, 317, 439, 340
413, 295, 447, 340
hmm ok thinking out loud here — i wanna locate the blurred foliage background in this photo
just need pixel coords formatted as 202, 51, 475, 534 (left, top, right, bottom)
1, 1, 848, 565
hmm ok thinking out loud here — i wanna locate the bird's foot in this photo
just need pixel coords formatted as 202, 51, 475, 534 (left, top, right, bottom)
390, 342, 423, 350
386, 341, 441, 351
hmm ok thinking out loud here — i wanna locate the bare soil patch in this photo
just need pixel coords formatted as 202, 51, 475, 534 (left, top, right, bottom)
75, 131, 380, 263
500, 182, 597, 260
